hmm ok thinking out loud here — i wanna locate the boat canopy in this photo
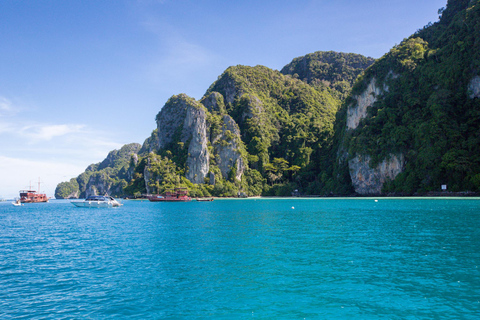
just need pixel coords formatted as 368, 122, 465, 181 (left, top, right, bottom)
85, 195, 113, 201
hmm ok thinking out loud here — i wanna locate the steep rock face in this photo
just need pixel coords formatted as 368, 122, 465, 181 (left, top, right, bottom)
202, 92, 226, 114
55, 188, 79, 199
69, 191, 80, 199
219, 74, 238, 104
143, 156, 154, 195
55, 178, 80, 199
183, 105, 210, 183
126, 153, 138, 182
344, 74, 404, 194
212, 115, 246, 181
85, 172, 123, 198
145, 94, 210, 184
151, 94, 191, 150
349, 154, 404, 194
468, 76, 480, 98
98, 143, 141, 170
346, 78, 383, 129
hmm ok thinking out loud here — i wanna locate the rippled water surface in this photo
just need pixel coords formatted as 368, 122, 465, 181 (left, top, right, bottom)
1, 198, 479, 319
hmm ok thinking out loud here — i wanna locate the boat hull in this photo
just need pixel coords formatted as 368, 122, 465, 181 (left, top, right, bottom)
71, 200, 122, 208
148, 197, 191, 202
20, 199, 49, 203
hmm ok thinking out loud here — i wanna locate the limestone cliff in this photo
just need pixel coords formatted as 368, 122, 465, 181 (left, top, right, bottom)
84, 171, 127, 198
143, 94, 210, 185
468, 76, 480, 99
211, 115, 246, 181
98, 143, 141, 170
183, 103, 210, 184
348, 154, 404, 195
342, 71, 407, 195
54, 143, 140, 199
346, 78, 383, 129
152, 94, 191, 151
202, 92, 226, 114
54, 178, 80, 199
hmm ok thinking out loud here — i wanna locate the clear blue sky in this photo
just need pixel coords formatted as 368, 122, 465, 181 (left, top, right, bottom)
0, 0, 447, 198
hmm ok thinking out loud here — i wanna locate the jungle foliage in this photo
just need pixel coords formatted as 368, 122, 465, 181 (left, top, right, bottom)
342, 0, 480, 193
281, 51, 375, 99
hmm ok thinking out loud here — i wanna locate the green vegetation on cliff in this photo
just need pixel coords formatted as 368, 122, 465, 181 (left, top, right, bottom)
54, 178, 79, 199
281, 51, 375, 99
342, 0, 480, 193
203, 65, 341, 195
56, 143, 141, 198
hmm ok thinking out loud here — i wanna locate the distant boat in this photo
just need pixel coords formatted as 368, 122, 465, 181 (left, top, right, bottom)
19, 190, 49, 203
148, 187, 192, 202
19, 178, 50, 203
71, 195, 122, 208
196, 198, 214, 202
12, 199, 23, 206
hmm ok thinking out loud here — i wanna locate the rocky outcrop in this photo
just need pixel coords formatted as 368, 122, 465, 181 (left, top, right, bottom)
98, 143, 141, 170
183, 105, 210, 184
54, 178, 80, 199
468, 76, 480, 98
347, 78, 383, 129
212, 115, 246, 181
349, 154, 404, 194
126, 153, 138, 182
84, 172, 122, 198
202, 92, 226, 114
143, 156, 154, 195
153, 94, 191, 150
64, 190, 80, 199
145, 94, 210, 184
219, 74, 239, 104
140, 92, 251, 186
344, 73, 404, 195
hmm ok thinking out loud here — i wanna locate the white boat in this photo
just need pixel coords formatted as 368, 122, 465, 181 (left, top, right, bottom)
71, 195, 122, 208
12, 199, 23, 206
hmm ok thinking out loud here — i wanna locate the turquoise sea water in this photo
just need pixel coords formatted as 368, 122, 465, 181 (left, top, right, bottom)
0, 198, 479, 319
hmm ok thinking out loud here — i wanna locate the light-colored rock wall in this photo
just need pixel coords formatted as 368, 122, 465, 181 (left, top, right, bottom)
143, 157, 153, 195
468, 76, 480, 99
155, 94, 190, 150
184, 106, 210, 184
85, 173, 115, 198
212, 115, 246, 181
346, 78, 382, 129
349, 154, 404, 194
345, 73, 404, 194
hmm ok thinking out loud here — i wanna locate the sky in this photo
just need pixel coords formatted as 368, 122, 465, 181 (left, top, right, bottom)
0, 0, 447, 199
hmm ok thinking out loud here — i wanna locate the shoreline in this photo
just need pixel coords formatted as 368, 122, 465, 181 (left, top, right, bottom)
55, 191, 480, 201
208, 196, 480, 200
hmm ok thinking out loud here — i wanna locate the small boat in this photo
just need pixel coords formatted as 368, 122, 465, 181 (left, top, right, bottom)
148, 187, 192, 202
196, 198, 214, 202
71, 195, 122, 208
12, 199, 23, 206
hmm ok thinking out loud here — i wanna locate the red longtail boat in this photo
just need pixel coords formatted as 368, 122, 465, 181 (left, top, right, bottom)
147, 187, 191, 202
